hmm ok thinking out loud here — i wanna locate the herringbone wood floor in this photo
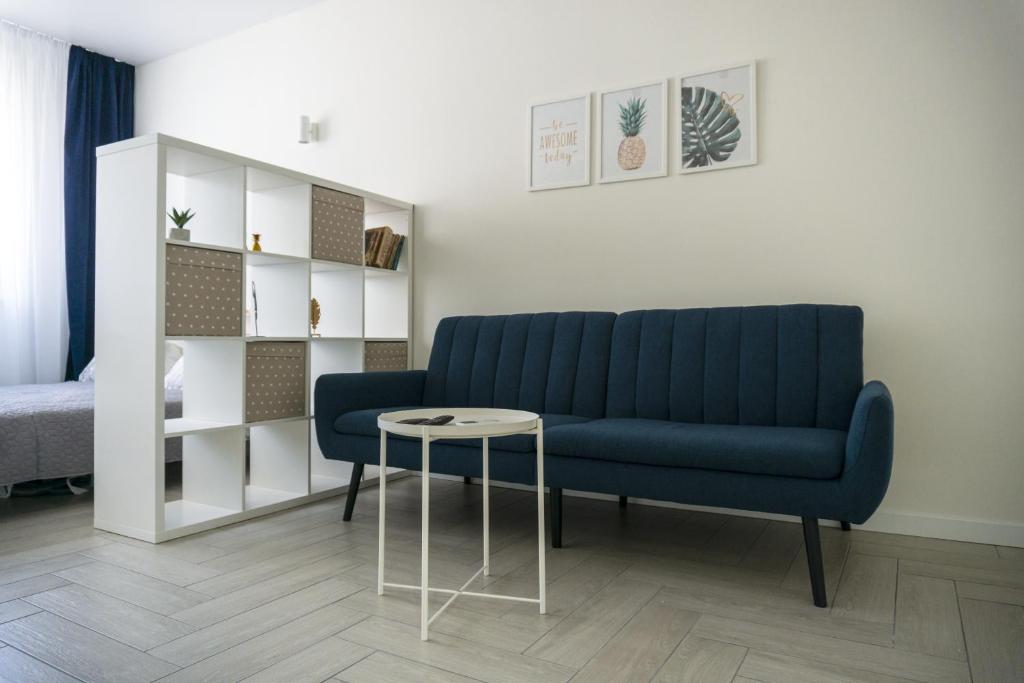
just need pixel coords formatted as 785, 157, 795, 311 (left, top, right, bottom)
0, 469, 1022, 682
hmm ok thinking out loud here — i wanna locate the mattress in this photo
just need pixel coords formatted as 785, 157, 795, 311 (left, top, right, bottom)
0, 381, 182, 485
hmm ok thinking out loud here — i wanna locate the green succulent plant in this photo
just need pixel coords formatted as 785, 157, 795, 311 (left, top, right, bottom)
167, 208, 196, 228
618, 97, 647, 138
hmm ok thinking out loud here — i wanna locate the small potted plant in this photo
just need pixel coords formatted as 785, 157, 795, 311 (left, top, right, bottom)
167, 208, 195, 241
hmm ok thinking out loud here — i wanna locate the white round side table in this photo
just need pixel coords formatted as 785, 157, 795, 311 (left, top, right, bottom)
376, 408, 546, 641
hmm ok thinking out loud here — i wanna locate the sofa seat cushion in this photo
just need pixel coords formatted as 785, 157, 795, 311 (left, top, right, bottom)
545, 419, 847, 480
333, 406, 592, 453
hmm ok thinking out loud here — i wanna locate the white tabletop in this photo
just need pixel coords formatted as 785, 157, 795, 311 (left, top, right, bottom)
378, 408, 539, 439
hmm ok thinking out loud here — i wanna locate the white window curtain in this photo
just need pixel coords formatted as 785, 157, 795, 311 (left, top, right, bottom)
0, 22, 70, 385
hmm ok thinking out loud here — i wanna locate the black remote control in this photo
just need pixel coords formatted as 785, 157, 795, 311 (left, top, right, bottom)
397, 414, 455, 426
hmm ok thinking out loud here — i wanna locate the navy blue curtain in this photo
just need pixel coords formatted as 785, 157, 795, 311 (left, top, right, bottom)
64, 46, 134, 379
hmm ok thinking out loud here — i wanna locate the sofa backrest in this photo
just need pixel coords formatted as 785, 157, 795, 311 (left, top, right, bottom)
606, 305, 863, 430
423, 312, 616, 418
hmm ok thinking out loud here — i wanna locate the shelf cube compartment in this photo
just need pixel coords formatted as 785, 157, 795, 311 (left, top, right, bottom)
165, 245, 244, 337
311, 186, 364, 265
245, 257, 309, 337
364, 340, 408, 371
165, 147, 244, 249
248, 420, 310, 505
245, 168, 311, 258
310, 265, 363, 338
165, 427, 245, 532
364, 207, 410, 273
364, 270, 409, 339
172, 338, 245, 426
246, 341, 308, 423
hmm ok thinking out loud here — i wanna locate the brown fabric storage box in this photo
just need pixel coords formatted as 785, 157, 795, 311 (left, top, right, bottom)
311, 186, 364, 265
364, 341, 407, 371
165, 244, 243, 336
246, 342, 307, 422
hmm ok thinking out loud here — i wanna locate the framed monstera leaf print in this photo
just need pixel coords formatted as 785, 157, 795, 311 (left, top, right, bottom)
598, 80, 668, 183
679, 61, 757, 174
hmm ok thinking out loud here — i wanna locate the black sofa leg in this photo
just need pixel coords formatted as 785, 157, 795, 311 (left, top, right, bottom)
463, 476, 472, 485
618, 495, 627, 508
342, 463, 364, 522
802, 517, 827, 608
550, 488, 563, 548
840, 521, 851, 531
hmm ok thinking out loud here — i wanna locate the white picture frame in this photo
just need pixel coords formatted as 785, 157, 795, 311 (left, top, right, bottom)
597, 79, 668, 183
528, 94, 591, 191
678, 61, 758, 174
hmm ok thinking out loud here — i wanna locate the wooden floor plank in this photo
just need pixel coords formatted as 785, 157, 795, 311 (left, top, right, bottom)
572, 597, 699, 682
186, 534, 359, 596
651, 635, 746, 683
739, 521, 804, 575
341, 616, 575, 683
955, 580, 1024, 606
81, 543, 221, 586
172, 551, 361, 627
0, 574, 68, 603
25, 583, 195, 650
334, 649, 479, 682
149, 577, 362, 667
739, 650, 919, 683
55, 561, 209, 616
895, 573, 966, 660
691, 614, 970, 683
959, 597, 1024, 683
830, 553, 898, 623
0, 553, 92, 587
0, 599, 40, 625
900, 559, 1024, 589
242, 635, 371, 682
0, 646, 80, 683
524, 578, 660, 668
0, 611, 178, 683
160, 603, 366, 683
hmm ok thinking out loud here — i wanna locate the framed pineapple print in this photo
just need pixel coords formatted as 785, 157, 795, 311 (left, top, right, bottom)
598, 80, 667, 183
528, 94, 591, 191
679, 61, 757, 173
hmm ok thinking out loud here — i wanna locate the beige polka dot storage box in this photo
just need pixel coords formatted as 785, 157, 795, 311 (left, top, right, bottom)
245, 342, 308, 422
364, 341, 408, 371
165, 244, 243, 336
311, 186, 364, 265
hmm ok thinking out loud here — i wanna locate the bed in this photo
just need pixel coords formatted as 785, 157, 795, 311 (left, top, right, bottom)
0, 380, 183, 494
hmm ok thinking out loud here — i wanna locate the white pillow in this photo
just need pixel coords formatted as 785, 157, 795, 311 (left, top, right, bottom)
165, 341, 184, 375
164, 356, 184, 392
77, 341, 185, 382
77, 358, 96, 382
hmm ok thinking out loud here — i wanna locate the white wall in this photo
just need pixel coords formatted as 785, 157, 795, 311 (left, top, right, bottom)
135, 0, 1024, 545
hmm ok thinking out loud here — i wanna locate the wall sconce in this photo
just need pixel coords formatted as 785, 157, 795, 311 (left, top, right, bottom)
298, 115, 319, 144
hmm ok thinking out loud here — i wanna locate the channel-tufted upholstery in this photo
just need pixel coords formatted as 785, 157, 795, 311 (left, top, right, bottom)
422, 312, 616, 417
314, 305, 893, 524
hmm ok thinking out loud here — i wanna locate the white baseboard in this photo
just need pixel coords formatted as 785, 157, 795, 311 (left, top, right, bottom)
430, 473, 1024, 548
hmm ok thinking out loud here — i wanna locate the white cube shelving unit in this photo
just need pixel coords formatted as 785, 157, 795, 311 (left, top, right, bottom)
95, 134, 413, 542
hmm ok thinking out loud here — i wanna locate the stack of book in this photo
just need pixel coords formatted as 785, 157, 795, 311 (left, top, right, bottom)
364, 226, 405, 270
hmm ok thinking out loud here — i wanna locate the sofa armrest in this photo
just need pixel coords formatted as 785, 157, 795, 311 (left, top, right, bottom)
314, 370, 427, 426
837, 380, 894, 522
845, 380, 894, 472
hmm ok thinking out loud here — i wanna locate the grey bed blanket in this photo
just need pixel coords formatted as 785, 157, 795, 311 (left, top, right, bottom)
0, 382, 182, 486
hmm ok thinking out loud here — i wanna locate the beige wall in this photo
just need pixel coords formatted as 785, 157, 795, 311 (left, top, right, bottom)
135, 0, 1024, 544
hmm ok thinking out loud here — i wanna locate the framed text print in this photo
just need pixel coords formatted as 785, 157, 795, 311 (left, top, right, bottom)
528, 94, 591, 191
598, 80, 668, 183
679, 61, 757, 173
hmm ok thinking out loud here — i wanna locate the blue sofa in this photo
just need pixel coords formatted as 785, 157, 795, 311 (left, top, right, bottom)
314, 306, 894, 607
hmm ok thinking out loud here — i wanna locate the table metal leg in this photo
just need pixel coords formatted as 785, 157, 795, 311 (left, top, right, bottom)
377, 430, 387, 596
483, 436, 490, 576
421, 428, 430, 641
537, 420, 546, 614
